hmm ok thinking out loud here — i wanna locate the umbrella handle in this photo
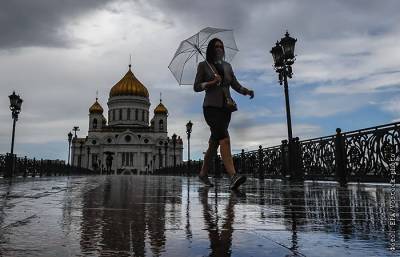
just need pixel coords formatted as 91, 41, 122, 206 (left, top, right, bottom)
204, 60, 221, 86
204, 60, 218, 77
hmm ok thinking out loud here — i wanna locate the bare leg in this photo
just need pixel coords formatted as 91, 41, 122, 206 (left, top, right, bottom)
200, 140, 219, 177
219, 137, 236, 177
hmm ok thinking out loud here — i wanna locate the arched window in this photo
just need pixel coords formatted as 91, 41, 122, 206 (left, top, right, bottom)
119, 109, 122, 120
135, 109, 138, 120
93, 118, 98, 129
127, 109, 131, 120
159, 120, 164, 131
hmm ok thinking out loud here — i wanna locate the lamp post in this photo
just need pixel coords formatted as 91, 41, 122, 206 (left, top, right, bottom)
98, 159, 102, 174
67, 132, 72, 165
270, 31, 299, 179
86, 146, 90, 169
8, 91, 23, 178
164, 137, 169, 167
172, 133, 177, 171
186, 120, 193, 175
158, 147, 162, 169
79, 141, 83, 168
104, 151, 114, 174
71, 126, 79, 167
73, 126, 80, 138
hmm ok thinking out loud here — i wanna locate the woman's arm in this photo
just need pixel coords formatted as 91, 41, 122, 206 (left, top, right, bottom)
229, 64, 249, 95
193, 62, 220, 92
229, 64, 254, 98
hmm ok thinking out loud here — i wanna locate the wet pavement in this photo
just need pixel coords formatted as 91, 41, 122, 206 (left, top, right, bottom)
0, 175, 399, 257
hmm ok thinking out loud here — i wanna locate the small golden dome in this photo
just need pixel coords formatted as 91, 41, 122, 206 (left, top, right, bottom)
154, 102, 168, 114
109, 65, 149, 98
89, 98, 104, 114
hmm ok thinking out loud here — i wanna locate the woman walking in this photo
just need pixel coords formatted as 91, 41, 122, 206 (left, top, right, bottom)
194, 38, 254, 190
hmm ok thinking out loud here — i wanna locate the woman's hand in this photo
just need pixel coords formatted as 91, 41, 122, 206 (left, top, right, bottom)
247, 89, 254, 99
211, 74, 222, 86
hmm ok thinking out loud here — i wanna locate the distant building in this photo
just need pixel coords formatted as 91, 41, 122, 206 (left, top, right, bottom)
71, 64, 183, 174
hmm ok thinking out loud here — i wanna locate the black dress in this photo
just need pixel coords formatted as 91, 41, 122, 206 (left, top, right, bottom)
203, 62, 231, 142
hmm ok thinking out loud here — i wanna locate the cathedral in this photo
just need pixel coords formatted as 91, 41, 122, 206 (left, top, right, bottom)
70, 64, 184, 174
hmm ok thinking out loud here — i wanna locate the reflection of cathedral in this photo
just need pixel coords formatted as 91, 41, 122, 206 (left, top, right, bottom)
79, 176, 179, 256
71, 64, 183, 174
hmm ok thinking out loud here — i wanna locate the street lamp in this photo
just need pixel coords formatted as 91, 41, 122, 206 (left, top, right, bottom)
98, 159, 102, 174
8, 91, 23, 178
158, 147, 162, 168
164, 137, 169, 167
186, 120, 193, 174
67, 132, 73, 165
86, 146, 90, 169
270, 31, 297, 141
172, 133, 177, 170
73, 126, 80, 138
104, 151, 114, 174
79, 141, 83, 168
270, 31, 298, 178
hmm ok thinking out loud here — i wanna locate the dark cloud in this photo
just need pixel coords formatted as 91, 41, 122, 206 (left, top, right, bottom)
0, 0, 115, 49
0, 0, 399, 161
150, 0, 400, 41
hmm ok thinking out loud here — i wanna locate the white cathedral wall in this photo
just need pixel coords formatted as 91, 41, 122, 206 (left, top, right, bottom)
107, 96, 150, 127
71, 137, 183, 173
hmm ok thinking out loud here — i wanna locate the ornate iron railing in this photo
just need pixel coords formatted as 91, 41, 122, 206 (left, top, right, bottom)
0, 154, 93, 178
342, 122, 400, 181
154, 122, 399, 184
300, 134, 336, 178
5, 122, 396, 184
231, 121, 400, 184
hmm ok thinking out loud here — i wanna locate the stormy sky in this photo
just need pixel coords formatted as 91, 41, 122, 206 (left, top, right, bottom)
0, 0, 399, 161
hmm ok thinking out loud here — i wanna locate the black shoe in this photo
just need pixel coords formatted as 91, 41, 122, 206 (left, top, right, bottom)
199, 175, 214, 187
230, 174, 246, 190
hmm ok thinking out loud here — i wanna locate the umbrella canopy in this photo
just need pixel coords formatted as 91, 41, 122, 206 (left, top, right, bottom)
168, 27, 239, 85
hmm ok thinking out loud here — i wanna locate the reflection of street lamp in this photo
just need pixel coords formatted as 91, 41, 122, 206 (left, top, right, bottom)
186, 121, 193, 174
172, 133, 177, 170
152, 155, 156, 173
67, 132, 73, 165
8, 91, 23, 178
270, 31, 298, 178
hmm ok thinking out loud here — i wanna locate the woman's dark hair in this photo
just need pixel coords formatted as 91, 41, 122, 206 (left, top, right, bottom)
206, 38, 225, 63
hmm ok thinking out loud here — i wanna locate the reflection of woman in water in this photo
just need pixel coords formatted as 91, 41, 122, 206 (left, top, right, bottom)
194, 38, 254, 190
199, 187, 236, 256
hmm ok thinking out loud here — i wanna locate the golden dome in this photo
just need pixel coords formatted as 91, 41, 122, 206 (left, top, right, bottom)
89, 98, 104, 114
109, 65, 149, 98
154, 101, 168, 114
